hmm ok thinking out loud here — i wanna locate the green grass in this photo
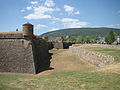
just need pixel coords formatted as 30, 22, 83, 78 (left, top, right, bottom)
0, 71, 120, 90
64, 55, 96, 71
50, 49, 96, 72
0, 49, 120, 90
82, 47, 120, 62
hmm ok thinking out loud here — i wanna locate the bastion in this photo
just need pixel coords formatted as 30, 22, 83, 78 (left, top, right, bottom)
0, 23, 50, 74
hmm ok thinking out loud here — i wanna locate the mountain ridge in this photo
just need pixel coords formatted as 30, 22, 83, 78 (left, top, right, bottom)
41, 28, 120, 38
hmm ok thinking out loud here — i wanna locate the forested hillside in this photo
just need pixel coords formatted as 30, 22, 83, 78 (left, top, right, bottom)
41, 28, 120, 38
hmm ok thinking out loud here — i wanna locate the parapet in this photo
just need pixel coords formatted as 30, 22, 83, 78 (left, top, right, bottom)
0, 31, 23, 39
0, 22, 34, 39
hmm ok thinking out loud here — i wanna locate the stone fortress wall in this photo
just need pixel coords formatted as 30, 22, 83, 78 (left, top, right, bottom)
0, 39, 36, 73
81, 44, 120, 50
69, 45, 115, 67
47, 41, 75, 50
32, 37, 50, 73
0, 23, 50, 74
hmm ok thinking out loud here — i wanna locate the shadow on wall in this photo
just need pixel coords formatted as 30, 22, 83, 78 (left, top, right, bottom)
36, 52, 54, 74
32, 38, 54, 74
47, 41, 75, 50
35, 41, 75, 74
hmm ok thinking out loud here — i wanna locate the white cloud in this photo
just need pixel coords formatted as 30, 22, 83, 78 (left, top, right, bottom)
108, 24, 120, 27
26, 6, 33, 10
64, 22, 88, 28
61, 18, 79, 22
24, 6, 60, 19
30, 1, 38, 5
21, 9, 25, 12
52, 16, 60, 21
64, 5, 80, 15
24, 13, 51, 19
64, 5, 74, 15
74, 11, 80, 15
60, 17, 88, 28
54, 8, 61, 11
34, 6, 54, 14
51, 21, 56, 24
45, 0, 55, 7
23, 0, 85, 30
35, 24, 48, 29
50, 28, 59, 31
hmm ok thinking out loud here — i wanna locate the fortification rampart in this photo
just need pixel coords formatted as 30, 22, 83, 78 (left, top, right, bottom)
0, 23, 50, 74
0, 31, 23, 39
47, 41, 75, 49
32, 37, 50, 73
79, 44, 120, 50
0, 39, 36, 73
69, 46, 114, 67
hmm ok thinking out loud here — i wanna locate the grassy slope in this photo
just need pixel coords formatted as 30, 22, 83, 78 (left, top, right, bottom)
0, 49, 120, 90
0, 72, 120, 90
49, 50, 96, 72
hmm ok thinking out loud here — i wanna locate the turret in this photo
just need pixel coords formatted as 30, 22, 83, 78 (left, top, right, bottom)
22, 22, 33, 36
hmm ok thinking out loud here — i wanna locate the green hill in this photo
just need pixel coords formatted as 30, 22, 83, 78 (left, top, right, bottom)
41, 28, 120, 38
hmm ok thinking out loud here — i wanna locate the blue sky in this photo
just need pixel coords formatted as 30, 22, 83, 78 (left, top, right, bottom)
0, 0, 120, 35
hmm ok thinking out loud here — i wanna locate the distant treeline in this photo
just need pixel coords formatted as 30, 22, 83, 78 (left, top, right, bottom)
63, 31, 118, 44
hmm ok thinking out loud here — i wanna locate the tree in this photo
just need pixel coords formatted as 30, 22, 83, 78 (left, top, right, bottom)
84, 36, 91, 43
76, 36, 84, 44
61, 36, 64, 41
67, 36, 76, 42
76, 36, 91, 44
105, 31, 116, 44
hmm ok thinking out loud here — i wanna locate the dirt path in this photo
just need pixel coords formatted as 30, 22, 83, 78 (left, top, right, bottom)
37, 49, 97, 76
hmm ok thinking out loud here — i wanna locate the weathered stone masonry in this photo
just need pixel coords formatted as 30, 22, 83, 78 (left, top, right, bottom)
47, 41, 75, 49
69, 45, 114, 67
0, 23, 50, 74
0, 39, 35, 73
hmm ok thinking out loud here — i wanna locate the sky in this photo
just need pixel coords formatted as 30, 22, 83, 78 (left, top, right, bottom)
0, 0, 120, 35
